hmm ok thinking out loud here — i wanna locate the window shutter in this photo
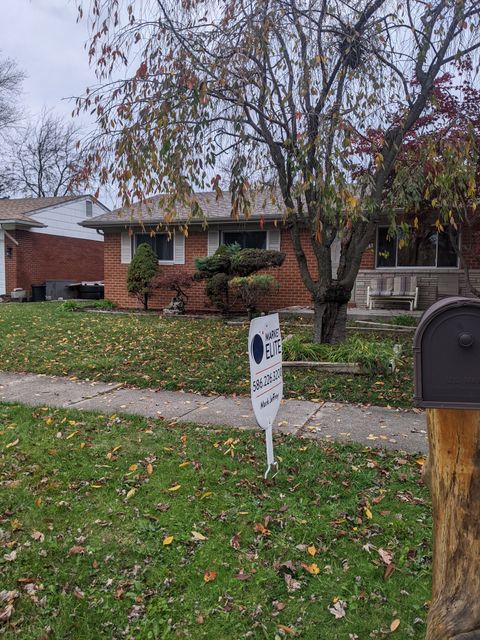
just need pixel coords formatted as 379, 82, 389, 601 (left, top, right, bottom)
267, 228, 281, 251
120, 232, 132, 264
207, 230, 219, 256
331, 238, 341, 278
173, 232, 185, 264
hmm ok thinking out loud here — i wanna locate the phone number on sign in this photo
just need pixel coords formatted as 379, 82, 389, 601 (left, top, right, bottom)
252, 367, 282, 392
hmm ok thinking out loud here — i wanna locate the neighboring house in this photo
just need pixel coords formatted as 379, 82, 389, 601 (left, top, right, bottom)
81, 191, 480, 312
0, 196, 108, 298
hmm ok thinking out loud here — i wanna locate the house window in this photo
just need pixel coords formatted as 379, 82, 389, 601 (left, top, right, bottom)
86, 200, 93, 218
134, 233, 174, 262
222, 230, 267, 250
376, 226, 458, 268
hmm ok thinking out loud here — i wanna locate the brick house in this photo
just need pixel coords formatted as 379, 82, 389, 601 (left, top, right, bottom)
0, 195, 108, 298
81, 191, 479, 312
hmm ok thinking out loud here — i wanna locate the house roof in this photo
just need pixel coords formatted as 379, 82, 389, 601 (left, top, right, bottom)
0, 195, 93, 228
81, 191, 285, 229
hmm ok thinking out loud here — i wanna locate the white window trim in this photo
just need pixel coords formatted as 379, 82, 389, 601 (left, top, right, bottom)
375, 225, 460, 270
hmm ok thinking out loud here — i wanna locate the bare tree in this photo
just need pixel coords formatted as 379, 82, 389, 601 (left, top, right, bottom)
78, 0, 480, 343
5, 111, 90, 197
0, 55, 24, 137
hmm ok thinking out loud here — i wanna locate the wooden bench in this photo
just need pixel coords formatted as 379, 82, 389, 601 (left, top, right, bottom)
367, 275, 419, 311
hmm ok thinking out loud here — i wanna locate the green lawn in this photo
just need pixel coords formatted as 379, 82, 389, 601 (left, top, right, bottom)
0, 403, 430, 639
0, 303, 414, 407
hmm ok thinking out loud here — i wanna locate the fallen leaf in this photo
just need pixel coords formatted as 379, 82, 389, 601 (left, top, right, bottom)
230, 533, 240, 550
10, 519, 22, 531
277, 624, 295, 635
3, 550, 17, 562
69, 545, 85, 555
163, 536, 174, 546
384, 563, 396, 580
128, 464, 138, 472
307, 545, 317, 557
191, 531, 207, 541
203, 570, 217, 583
235, 570, 252, 581
378, 548, 393, 565
168, 484, 181, 492
146, 463, 153, 476
31, 531, 45, 543
5, 439, 19, 449
126, 488, 136, 500
301, 563, 320, 575
284, 574, 302, 592
390, 618, 401, 632
254, 522, 270, 536
0, 603, 14, 622
328, 599, 347, 619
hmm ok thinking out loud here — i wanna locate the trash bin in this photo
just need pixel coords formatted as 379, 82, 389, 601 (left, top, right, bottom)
78, 284, 104, 300
31, 284, 46, 302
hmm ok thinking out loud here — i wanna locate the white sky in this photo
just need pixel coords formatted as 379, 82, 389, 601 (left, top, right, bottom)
1, 0, 96, 119
0, 0, 121, 205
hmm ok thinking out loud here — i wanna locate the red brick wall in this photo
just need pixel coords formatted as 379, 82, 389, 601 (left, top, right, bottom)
6, 230, 103, 294
4, 230, 18, 294
460, 219, 480, 269
360, 245, 375, 270
104, 228, 319, 311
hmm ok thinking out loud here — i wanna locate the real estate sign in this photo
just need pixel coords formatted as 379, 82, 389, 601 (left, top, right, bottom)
248, 313, 283, 476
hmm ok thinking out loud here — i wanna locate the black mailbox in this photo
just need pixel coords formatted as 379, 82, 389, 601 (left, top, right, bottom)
414, 297, 480, 409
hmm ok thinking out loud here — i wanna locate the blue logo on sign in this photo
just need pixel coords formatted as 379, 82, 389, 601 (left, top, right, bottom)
251, 334, 264, 365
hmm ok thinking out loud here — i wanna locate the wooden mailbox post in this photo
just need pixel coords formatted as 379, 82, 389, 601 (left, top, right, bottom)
414, 297, 480, 640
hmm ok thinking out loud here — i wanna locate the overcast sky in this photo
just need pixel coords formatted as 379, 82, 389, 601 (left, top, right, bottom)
0, 0, 119, 204
1, 0, 96, 120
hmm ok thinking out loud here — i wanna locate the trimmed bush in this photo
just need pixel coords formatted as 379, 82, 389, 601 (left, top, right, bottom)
92, 299, 117, 310
195, 243, 285, 314
126, 243, 158, 310
229, 274, 278, 319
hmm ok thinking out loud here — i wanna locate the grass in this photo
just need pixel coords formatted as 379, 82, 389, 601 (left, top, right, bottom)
283, 334, 397, 373
0, 303, 415, 407
0, 403, 431, 639
388, 315, 418, 327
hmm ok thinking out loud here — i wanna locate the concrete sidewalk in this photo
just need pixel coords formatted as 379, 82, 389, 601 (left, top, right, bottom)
0, 371, 428, 453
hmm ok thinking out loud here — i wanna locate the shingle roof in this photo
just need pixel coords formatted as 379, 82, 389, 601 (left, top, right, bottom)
81, 191, 285, 228
0, 196, 86, 227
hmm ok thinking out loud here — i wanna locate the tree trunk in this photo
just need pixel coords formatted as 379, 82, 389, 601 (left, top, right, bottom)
312, 283, 351, 344
143, 293, 148, 311
313, 299, 348, 344
424, 408, 480, 640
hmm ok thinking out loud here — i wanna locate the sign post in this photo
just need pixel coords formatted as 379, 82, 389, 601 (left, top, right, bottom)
413, 297, 480, 639
248, 313, 283, 478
